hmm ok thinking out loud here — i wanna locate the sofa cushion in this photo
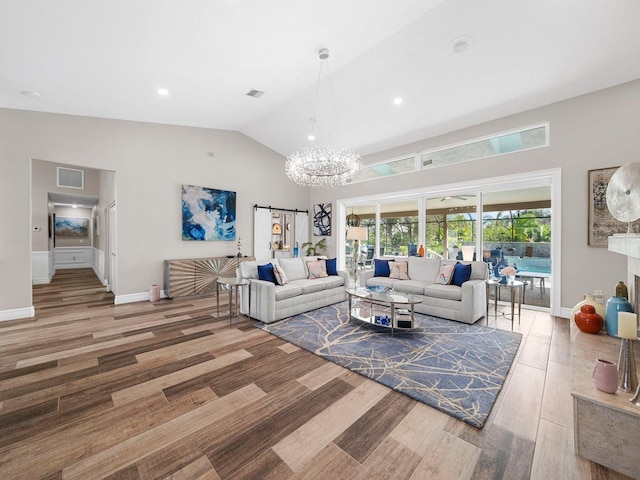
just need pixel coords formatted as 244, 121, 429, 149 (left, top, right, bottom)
257, 263, 277, 284
274, 283, 303, 301
451, 262, 472, 286
278, 257, 307, 281
407, 257, 441, 283
374, 259, 390, 277
325, 257, 338, 276
240, 261, 256, 280
392, 280, 427, 295
307, 259, 328, 279
469, 261, 489, 280
289, 279, 325, 294
273, 264, 288, 285
389, 261, 409, 280
437, 263, 455, 285
423, 283, 463, 301
319, 275, 345, 289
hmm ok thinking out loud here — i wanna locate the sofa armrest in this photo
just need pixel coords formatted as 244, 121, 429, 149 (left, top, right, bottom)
244, 279, 276, 322
337, 270, 350, 287
461, 279, 487, 319
357, 270, 375, 286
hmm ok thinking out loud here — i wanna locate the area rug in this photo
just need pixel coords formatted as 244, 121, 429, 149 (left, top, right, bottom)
256, 302, 522, 428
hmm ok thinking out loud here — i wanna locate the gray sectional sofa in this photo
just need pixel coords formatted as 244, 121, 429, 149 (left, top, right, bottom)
239, 256, 348, 323
358, 256, 488, 324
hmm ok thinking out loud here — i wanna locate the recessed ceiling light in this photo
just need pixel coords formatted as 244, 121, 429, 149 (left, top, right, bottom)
450, 36, 472, 54
21, 90, 41, 98
393, 97, 403, 105
308, 134, 315, 141
157, 88, 170, 96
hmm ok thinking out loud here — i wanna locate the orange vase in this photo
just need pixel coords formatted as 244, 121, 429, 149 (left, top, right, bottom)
574, 304, 603, 334
418, 245, 425, 257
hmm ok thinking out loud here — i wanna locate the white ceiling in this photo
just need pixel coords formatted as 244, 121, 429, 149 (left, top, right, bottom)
2, 0, 639, 158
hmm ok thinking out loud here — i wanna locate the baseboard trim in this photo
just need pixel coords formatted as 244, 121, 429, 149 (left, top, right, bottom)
0, 306, 35, 322
32, 276, 52, 285
114, 290, 167, 305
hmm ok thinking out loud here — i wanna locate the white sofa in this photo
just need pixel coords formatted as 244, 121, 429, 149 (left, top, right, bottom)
239, 256, 349, 324
358, 256, 488, 324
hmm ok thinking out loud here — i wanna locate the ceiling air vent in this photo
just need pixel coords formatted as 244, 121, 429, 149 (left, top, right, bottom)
246, 89, 265, 98
57, 167, 84, 189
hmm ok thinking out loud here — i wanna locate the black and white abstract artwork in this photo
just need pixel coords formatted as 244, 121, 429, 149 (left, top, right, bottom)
313, 203, 331, 236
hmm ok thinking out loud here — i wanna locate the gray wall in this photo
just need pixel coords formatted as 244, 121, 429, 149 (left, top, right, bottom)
310, 79, 640, 311
0, 109, 308, 315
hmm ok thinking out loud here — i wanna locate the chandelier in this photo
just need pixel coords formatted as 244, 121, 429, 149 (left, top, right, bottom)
286, 48, 362, 188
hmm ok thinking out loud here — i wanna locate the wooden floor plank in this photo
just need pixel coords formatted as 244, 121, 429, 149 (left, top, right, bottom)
62, 384, 266, 480
272, 379, 389, 472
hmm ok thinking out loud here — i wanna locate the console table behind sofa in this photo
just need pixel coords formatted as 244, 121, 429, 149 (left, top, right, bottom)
164, 256, 254, 298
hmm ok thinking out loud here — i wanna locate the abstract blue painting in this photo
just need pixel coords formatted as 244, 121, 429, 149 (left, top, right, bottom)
182, 185, 236, 241
54, 217, 89, 237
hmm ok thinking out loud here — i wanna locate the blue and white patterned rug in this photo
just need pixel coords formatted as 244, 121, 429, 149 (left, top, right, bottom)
256, 302, 522, 428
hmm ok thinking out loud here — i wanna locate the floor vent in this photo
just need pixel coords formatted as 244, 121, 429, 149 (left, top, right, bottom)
57, 167, 84, 189
246, 89, 265, 98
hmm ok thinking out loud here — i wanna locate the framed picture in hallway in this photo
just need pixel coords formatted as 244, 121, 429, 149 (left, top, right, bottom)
54, 217, 89, 237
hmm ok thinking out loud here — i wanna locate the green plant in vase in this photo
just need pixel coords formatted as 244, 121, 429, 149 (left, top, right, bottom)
301, 238, 327, 256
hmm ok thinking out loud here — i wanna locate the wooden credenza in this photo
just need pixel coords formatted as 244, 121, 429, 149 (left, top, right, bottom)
164, 256, 254, 299
571, 322, 640, 478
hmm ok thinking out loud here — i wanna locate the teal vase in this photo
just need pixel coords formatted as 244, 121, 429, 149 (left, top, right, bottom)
605, 296, 634, 337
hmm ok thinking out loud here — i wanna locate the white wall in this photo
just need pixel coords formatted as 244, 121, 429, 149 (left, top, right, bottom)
310, 79, 640, 311
1, 109, 308, 318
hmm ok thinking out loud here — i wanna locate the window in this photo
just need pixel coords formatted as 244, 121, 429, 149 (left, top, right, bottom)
421, 124, 548, 169
345, 124, 549, 185
346, 155, 418, 184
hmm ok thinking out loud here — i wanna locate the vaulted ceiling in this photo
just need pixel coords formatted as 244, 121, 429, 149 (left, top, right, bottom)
2, 0, 639, 158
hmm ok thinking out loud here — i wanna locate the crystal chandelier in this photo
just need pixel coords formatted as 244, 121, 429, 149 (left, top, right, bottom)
286, 48, 362, 188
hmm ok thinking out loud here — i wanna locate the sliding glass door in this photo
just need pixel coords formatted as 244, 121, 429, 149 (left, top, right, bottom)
482, 187, 552, 308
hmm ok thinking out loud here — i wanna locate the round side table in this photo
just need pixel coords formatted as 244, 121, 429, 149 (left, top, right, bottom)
486, 279, 524, 328
216, 277, 250, 323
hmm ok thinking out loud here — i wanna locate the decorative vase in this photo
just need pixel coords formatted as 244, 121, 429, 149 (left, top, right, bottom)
418, 245, 425, 257
615, 281, 629, 299
605, 296, 634, 337
574, 304, 604, 334
571, 293, 605, 319
149, 284, 160, 302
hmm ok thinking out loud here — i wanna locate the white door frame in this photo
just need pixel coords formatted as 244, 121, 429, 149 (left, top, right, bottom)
108, 202, 117, 295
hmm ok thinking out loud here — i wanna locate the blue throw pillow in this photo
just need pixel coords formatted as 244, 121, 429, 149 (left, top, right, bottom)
257, 263, 277, 284
374, 259, 390, 277
451, 262, 472, 286
326, 257, 338, 276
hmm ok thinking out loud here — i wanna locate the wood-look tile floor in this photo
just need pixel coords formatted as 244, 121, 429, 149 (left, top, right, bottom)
0, 268, 631, 479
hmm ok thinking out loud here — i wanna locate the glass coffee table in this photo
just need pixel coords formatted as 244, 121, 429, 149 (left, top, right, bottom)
346, 286, 423, 334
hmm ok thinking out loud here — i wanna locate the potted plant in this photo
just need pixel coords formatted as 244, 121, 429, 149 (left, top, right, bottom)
301, 238, 327, 256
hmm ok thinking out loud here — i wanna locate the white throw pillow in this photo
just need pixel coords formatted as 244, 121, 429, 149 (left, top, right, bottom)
306, 259, 328, 279
437, 264, 455, 285
389, 261, 409, 280
273, 264, 288, 285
